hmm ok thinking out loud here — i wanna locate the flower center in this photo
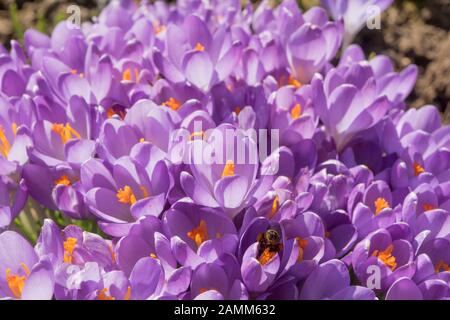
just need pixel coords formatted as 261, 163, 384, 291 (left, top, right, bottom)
152, 21, 166, 35
435, 260, 450, 273
70, 69, 84, 78
194, 42, 205, 52
288, 75, 302, 89
372, 244, 397, 271
97, 288, 115, 300
63, 237, 77, 264
5, 263, 30, 299
374, 197, 389, 215
0, 125, 11, 157
221, 160, 235, 178
189, 131, 205, 141
124, 286, 131, 300
107, 105, 126, 119
116, 185, 137, 205
187, 220, 209, 247
163, 97, 182, 111
54, 175, 72, 186
413, 162, 425, 176
296, 237, 308, 263
423, 203, 437, 212
290, 103, 302, 120
268, 195, 279, 219
258, 248, 277, 265
234, 107, 241, 115
122, 68, 139, 82
51, 123, 81, 144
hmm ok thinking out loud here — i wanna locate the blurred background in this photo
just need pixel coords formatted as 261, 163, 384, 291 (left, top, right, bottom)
0, 0, 449, 122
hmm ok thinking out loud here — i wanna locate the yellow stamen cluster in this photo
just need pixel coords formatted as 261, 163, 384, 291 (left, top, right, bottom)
435, 260, 450, 273
372, 244, 397, 271
0, 125, 11, 157
63, 237, 77, 264
5, 263, 30, 299
413, 162, 425, 176
194, 42, 205, 52
163, 97, 182, 111
258, 248, 277, 265
288, 75, 302, 89
116, 185, 137, 205
54, 175, 72, 186
221, 160, 235, 178
122, 68, 139, 82
97, 288, 115, 300
296, 237, 308, 263
51, 123, 81, 144
268, 195, 279, 219
290, 103, 302, 120
187, 220, 209, 247
374, 197, 389, 215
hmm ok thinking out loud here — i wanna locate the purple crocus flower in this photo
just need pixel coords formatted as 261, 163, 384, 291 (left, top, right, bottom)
180, 124, 265, 217
153, 14, 243, 91
190, 258, 248, 300
321, 0, 394, 48
299, 259, 376, 300
312, 71, 391, 152
352, 228, 415, 292
80, 156, 170, 236
0, 178, 27, 229
163, 200, 238, 268
0, 231, 54, 299
350, 180, 397, 239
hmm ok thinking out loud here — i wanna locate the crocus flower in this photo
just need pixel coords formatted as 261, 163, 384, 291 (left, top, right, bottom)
352, 228, 415, 292
0, 177, 27, 229
180, 124, 264, 217
321, 0, 394, 48
0, 231, 54, 299
154, 14, 243, 91
81, 156, 169, 236
163, 200, 238, 268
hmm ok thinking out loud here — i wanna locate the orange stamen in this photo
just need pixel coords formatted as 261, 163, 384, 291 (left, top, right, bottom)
189, 131, 205, 141
372, 244, 397, 271
374, 197, 389, 215
296, 237, 308, 262
0, 125, 11, 157
258, 248, 277, 265
51, 123, 81, 144
97, 288, 115, 300
124, 286, 131, 300
11, 123, 17, 136
221, 160, 235, 178
290, 103, 302, 120
413, 162, 425, 176
268, 195, 279, 219
288, 75, 302, 89
152, 21, 166, 35
187, 220, 209, 247
194, 42, 205, 52
63, 237, 77, 264
5, 263, 31, 299
423, 203, 437, 212
435, 260, 450, 273
163, 97, 182, 111
54, 175, 72, 186
116, 185, 137, 205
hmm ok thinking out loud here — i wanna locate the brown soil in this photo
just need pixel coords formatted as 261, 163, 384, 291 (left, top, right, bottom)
357, 0, 450, 123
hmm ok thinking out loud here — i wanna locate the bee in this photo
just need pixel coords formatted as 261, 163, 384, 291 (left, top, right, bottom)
257, 228, 283, 257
